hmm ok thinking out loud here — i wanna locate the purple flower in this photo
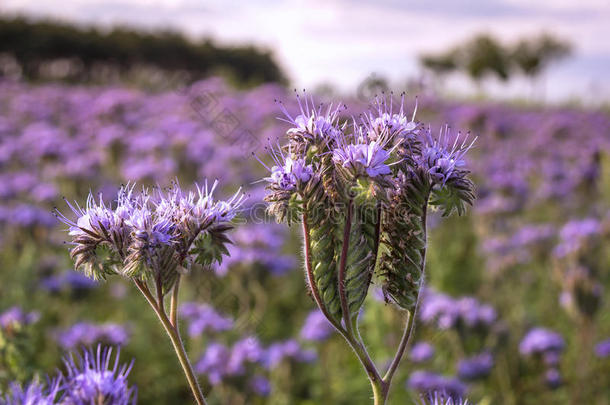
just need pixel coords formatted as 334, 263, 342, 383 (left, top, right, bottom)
61, 345, 136, 405
363, 94, 420, 141
2, 379, 61, 405
407, 371, 467, 400
195, 343, 231, 385
55, 322, 130, 350
56, 181, 244, 281
410, 342, 435, 364
332, 141, 392, 178
519, 328, 565, 357
457, 352, 494, 380
545, 368, 562, 389
420, 391, 471, 405
419, 289, 496, 330
227, 337, 264, 375
259, 146, 313, 191
279, 93, 343, 142
595, 338, 610, 358
249, 375, 271, 396
419, 128, 475, 185
553, 218, 601, 257
263, 339, 316, 369
300, 310, 334, 342
0, 306, 40, 329
41, 271, 98, 293
179, 303, 234, 337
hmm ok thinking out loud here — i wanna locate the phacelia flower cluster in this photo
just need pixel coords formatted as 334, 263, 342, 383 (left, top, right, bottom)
194, 336, 314, 397
1, 345, 135, 405
56, 181, 243, 289
55, 322, 130, 350
407, 371, 467, 400
520, 327, 565, 389
0, 306, 40, 331
419, 290, 497, 330
179, 303, 234, 337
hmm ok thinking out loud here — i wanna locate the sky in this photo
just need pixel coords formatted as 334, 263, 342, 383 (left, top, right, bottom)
2, 0, 610, 103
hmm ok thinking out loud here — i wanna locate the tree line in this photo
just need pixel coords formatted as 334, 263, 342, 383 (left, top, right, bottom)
0, 17, 287, 87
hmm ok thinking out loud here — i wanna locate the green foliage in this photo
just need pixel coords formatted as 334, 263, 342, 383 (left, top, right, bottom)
191, 224, 234, 268
419, 32, 572, 84
429, 174, 476, 217
512, 34, 571, 78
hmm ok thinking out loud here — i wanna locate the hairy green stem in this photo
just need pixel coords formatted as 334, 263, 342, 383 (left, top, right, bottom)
371, 378, 389, 405
134, 280, 207, 405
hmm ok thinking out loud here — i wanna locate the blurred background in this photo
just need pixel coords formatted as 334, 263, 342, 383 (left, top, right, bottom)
0, 1, 609, 404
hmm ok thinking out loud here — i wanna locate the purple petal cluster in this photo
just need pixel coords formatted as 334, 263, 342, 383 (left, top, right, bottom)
55, 322, 130, 350
0, 306, 40, 330
407, 371, 467, 400
457, 352, 494, 380
56, 181, 244, 281
61, 345, 136, 405
299, 309, 335, 342
1, 379, 61, 405
519, 328, 565, 357
194, 336, 296, 396
179, 303, 234, 337
261, 147, 313, 191
409, 342, 435, 364
594, 338, 610, 358
263, 339, 316, 369
420, 391, 470, 405
553, 218, 601, 257
215, 223, 297, 276
40, 270, 98, 293
419, 128, 474, 185
2, 346, 135, 405
419, 290, 497, 330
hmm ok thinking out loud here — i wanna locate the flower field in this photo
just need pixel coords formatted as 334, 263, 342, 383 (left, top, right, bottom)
0, 77, 609, 404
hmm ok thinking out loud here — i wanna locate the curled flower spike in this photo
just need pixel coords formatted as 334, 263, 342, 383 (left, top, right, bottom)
61, 345, 136, 405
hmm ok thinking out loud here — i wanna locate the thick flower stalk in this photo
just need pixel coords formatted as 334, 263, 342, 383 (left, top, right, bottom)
262, 94, 475, 405
56, 181, 244, 405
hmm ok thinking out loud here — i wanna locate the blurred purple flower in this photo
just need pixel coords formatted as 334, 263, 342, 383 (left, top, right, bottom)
62, 345, 136, 405
263, 339, 316, 369
409, 342, 435, 364
0, 306, 40, 329
300, 309, 334, 342
407, 371, 467, 400
595, 338, 610, 358
249, 375, 271, 396
519, 328, 565, 357
179, 303, 234, 337
457, 352, 494, 380
55, 322, 130, 350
